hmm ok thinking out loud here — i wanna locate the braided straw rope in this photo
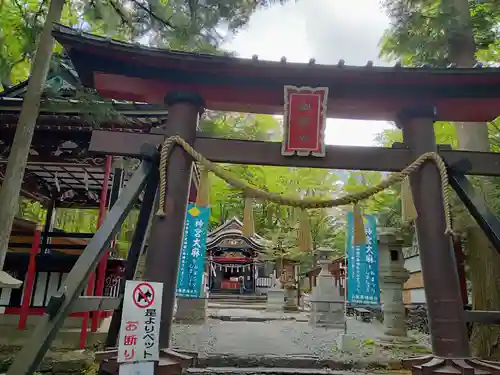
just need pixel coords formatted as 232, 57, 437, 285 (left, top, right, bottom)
155, 136, 454, 236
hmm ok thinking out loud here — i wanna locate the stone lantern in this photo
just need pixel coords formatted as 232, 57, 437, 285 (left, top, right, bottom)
266, 273, 285, 312
378, 229, 413, 343
309, 247, 345, 328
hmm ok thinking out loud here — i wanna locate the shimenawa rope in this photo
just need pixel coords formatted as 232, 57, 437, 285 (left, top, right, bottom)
155, 136, 454, 236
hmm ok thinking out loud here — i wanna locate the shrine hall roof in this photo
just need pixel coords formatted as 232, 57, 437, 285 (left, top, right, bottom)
207, 217, 271, 251
0, 97, 168, 132
53, 24, 500, 122
0, 96, 170, 208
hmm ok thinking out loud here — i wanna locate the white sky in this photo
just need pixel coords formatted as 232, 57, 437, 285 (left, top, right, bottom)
222, 0, 396, 147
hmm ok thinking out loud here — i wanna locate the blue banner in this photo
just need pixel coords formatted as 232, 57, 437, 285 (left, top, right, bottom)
176, 204, 210, 298
346, 213, 380, 305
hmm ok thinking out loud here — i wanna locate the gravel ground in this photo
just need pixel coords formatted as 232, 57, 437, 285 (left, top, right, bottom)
171, 317, 391, 359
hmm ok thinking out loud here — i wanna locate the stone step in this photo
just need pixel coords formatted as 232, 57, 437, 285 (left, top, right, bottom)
184, 354, 403, 371
209, 294, 267, 302
208, 303, 267, 311
208, 298, 266, 305
208, 301, 267, 305
187, 368, 350, 375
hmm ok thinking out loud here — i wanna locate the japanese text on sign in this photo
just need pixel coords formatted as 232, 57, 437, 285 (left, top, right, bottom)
176, 204, 210, 298
282, 86, 328, 157
118, 281, 163, 363
346, 214, 380, 306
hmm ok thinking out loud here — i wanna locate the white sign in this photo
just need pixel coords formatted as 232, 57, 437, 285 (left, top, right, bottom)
118, 281, 163, 363
119, 361, 155, 375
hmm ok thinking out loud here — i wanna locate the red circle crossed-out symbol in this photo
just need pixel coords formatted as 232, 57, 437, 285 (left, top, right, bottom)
133, 282, 155, 308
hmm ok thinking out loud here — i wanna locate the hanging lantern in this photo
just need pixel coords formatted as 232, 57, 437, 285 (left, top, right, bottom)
282, 86, 329, 157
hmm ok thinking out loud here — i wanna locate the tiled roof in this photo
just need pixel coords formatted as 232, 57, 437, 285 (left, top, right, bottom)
0, 97, 168, 132
52, 23, 494, 73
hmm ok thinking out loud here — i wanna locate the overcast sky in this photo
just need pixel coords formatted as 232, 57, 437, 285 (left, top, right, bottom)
222, 0, 396, 146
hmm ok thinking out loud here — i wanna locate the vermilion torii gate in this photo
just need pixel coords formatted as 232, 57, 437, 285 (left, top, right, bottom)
7, 24, 500, 375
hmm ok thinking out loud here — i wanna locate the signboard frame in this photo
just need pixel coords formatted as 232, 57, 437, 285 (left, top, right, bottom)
282, 85, 329, 157
118, 280, 163, 363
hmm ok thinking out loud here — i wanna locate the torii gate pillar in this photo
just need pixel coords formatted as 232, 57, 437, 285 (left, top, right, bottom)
143, 92, 204, 348
399, 106, 471, 368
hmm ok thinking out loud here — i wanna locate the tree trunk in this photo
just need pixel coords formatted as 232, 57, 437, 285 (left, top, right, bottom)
0, 0, 65, 288
466, 226, 500, 358
441, 0, 500, 358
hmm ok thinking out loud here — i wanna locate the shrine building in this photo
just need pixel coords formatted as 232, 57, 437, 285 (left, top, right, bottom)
0, 63, 201, 348
206, 218, 272, 295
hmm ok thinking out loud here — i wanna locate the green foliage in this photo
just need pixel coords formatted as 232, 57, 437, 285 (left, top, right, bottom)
203, 114, 346, 269
201, 113, 282, 141
17, 198, 46, 223
15, 199, 139, 258
379, 0, 500, 65
343, 170, 402, 229
0, 0, 288, 90
375, 121, 459, 148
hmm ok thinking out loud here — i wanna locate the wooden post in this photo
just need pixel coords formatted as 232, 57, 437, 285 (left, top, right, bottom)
399, 106, 470, 358
143, 92, 203, 348
92, 156, 118, 332
453, 237, 468, 305
81, 155, 112, 347
104, 165, 159, 348
40, 199, 55, 254
17, 226, 41, 330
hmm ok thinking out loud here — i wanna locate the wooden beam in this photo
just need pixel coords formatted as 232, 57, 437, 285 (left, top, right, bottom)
0, 171, 50, 204
0, 157, 103, 166
69, 296, 121, 313
89, 130, 500, 176
464, 310, 500, 325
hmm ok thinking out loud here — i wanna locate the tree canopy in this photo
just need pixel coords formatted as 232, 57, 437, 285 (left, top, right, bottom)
0, 0, 287, 89
379, 0, 500, 65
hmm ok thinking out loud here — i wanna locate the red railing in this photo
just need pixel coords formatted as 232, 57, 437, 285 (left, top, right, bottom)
6, 230, 120, 330
80, 155, 113, 348
17, 227, 41, 330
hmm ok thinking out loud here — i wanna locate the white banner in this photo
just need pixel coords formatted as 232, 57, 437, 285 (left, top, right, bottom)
118, 281, 163, 363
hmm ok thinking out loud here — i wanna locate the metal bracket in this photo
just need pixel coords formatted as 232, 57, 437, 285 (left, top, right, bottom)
448, 171, 500, 253
7, 160, 154, 375
45, 293, 66, 319
139, 143, 160, 163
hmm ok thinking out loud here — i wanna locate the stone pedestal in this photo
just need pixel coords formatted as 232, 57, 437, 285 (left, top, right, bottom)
378, 229, 413, 344
284, 288, 298, 312
266, 288, 285, 312
175, 297, 207, 323
309, 247, 345, 328
175, 273, 208, 324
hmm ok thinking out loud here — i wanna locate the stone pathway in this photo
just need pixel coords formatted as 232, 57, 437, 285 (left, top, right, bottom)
171, 309, 385, 359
